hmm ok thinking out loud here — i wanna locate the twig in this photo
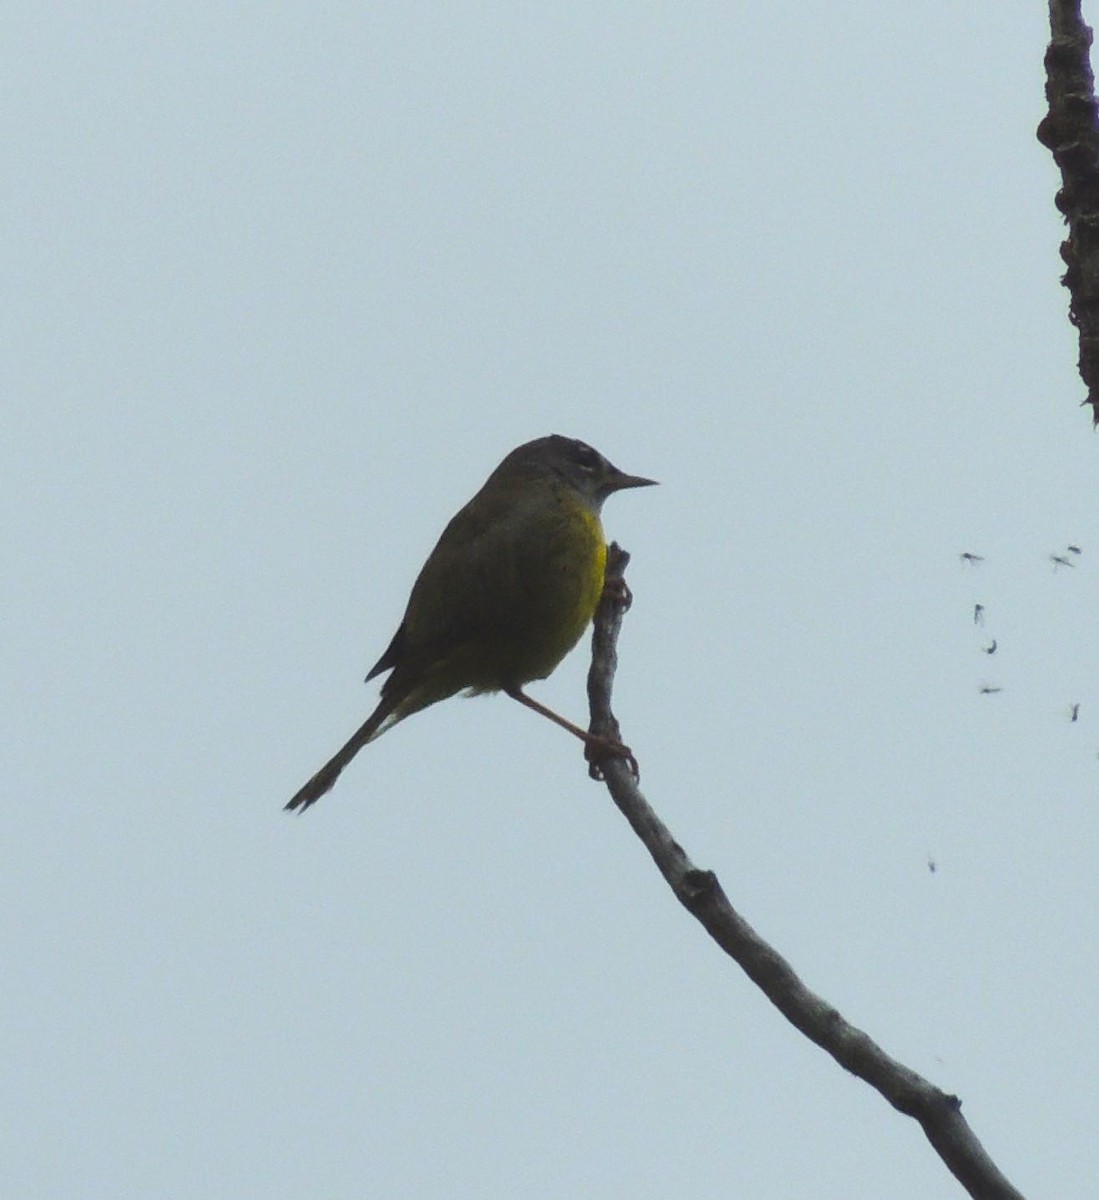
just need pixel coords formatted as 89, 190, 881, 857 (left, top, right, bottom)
586, 549, 1026, 1200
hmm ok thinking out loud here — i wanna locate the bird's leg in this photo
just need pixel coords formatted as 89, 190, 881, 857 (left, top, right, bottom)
504, 686, 598, 742
504, 686, 639, 779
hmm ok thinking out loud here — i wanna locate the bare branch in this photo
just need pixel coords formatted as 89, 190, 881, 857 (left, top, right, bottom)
587, 551, 1026, 1200
1037, 0, 1099, 424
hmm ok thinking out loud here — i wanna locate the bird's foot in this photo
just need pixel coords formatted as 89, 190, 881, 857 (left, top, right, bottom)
601, 574, 633, 611
584, 733, 639, 781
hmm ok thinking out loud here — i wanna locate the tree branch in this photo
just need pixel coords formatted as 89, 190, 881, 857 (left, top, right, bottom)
1037, 0, 1099, 424
587, 546, 1026, 1200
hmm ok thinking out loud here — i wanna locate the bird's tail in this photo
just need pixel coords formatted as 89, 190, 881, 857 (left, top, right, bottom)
284, 698, 397, 813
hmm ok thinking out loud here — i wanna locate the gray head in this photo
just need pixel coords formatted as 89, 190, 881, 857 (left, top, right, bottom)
496, 434, 657, 511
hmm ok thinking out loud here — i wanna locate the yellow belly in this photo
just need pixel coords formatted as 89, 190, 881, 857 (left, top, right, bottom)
521, 504, 606, 680
393, 483, 608, 705
463, 492, 606, 691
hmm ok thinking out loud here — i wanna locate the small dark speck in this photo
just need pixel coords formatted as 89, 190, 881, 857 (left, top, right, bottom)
1051, 554, 1076, 569
973, 604, 985, 625
979, 685, 1003, 695
1068, 545, 1082, 555
982, 639, 997, 655
1071, 703, 1081, 722
959, 552, 984, 565
927, 856, 937, 874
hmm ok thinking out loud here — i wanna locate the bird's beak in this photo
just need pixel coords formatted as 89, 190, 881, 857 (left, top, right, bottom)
607, 467, 658, 492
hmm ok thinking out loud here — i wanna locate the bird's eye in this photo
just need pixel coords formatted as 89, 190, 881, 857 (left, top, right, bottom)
572, 442, 602, 473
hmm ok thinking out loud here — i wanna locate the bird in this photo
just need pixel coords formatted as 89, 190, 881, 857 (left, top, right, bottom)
285, 435, 657, 812
973, 604, 985, 625
982, 639, 997, 655
959, 552, 984, 565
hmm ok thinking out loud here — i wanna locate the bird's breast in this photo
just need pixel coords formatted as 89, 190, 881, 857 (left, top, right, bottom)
498, 496, 607, 685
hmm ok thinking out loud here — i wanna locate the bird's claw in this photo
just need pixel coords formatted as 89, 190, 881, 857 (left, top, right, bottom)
585, 733, 640, 781
602, 574, 633, 611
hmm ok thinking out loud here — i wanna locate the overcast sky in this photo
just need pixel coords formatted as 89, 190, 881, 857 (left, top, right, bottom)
4, 4, 1094, 1197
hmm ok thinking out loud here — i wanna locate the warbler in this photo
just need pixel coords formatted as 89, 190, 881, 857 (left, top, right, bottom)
285, 434, 656, 811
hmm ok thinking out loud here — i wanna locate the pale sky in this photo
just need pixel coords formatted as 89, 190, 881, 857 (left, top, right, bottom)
4, 5, 1094, 1197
